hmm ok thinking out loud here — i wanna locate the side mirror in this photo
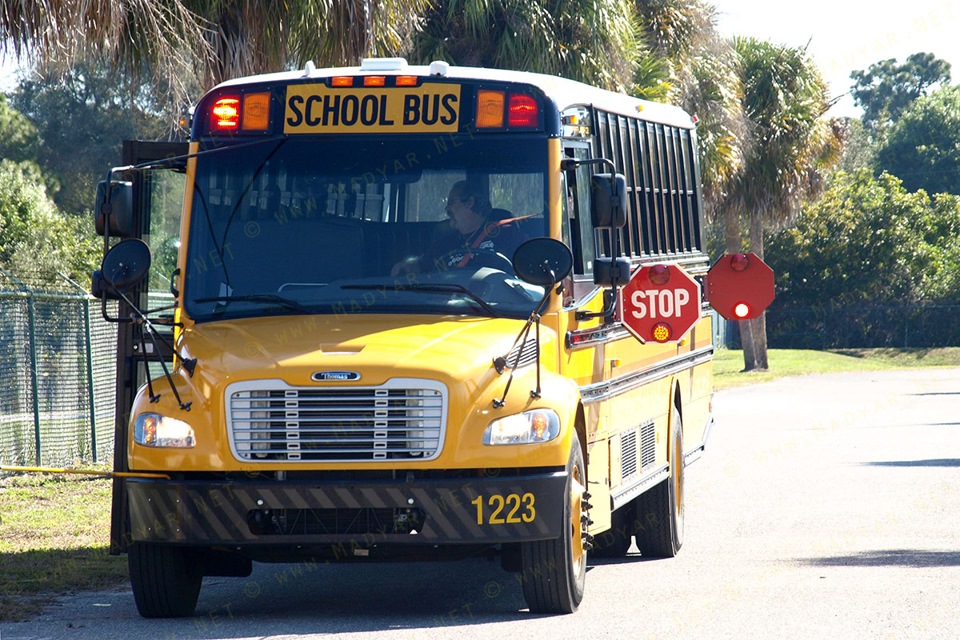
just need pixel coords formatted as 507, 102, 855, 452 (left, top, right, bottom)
96, 239, 152, 295
512, 238, 573, 287
590, 173, 627, 229
593, 257, 632, 287
95, 180, 135, 237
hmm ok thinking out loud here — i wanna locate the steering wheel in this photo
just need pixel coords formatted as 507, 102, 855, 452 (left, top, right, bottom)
465, 246, 514, 273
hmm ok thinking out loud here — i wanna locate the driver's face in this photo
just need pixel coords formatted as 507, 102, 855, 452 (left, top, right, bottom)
446, 189, 484, 235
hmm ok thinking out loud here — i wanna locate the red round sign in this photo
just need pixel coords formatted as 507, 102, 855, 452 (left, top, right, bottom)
620, 264, 702, 343
706, 253, 775, 320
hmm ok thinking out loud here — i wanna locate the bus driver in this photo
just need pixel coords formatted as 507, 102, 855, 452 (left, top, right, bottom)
392, 180, 527, 275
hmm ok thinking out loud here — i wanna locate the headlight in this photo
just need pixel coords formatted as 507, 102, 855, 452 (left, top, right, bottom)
483, 409, 560, 445
134, 413, 196, 448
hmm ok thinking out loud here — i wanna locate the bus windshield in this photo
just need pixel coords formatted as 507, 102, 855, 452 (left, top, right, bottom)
183, 135, 550, 322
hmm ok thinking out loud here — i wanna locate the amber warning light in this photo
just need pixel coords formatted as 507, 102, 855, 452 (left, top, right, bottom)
706, 253, 776, 321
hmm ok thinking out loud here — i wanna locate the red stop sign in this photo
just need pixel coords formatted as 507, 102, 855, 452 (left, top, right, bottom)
706, 253, 775, 320
621, 264, 702, 343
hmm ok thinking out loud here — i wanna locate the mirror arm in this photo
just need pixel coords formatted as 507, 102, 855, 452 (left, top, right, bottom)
577, 254, 626, 323
560, 157, 615, 173
107, 284, 197, 379
575, 288, 619, 322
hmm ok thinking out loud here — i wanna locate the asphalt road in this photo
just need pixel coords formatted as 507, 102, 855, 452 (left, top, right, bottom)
3, 368, 959, 640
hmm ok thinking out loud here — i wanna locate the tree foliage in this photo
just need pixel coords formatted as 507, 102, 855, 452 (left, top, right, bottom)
724, 38, 837, 235
0, 159, 99, 286
875, 85, 960, 196
0, 0, 430, 109
634, 0, 747, 218
850, 52, 951, 135
766, 170, 960, 308
10, 63, 170, 215
0, 94, 40, 163
411, 0, 640, 91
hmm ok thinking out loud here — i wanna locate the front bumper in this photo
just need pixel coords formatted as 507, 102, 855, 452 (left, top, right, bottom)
127, 471, 566, 547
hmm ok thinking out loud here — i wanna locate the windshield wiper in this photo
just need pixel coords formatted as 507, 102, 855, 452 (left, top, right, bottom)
193, 293, 311, 314
342, 283, 498, 317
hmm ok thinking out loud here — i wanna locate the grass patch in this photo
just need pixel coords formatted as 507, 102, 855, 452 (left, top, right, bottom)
0, 470, 126, 621
714, 347, 960, 389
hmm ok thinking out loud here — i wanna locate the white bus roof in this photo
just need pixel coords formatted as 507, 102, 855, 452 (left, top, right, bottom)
214, 58, 697, 130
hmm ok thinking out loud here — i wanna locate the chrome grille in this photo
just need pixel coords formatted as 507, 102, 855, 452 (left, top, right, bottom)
226, 379, 446, 462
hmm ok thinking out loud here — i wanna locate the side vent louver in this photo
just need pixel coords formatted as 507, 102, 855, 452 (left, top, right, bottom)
640, 419, 656, 469
621, 430, 638, 479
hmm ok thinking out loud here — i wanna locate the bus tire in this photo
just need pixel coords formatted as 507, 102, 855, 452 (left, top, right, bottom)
128, 542, 202, 618
519, 437, 587, 614
634, 407, 684, 558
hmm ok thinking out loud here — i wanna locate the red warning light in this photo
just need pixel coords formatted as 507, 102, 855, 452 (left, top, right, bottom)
211, 96, 240, 131
647, 264, 671, 286
508, 94, 539, 127
734, 303, 751, 318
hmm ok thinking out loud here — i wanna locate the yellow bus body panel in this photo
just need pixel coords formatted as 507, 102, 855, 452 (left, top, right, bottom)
128, 314, 579, 472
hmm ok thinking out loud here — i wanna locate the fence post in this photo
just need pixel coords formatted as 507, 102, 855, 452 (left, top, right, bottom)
60, 273, 98, 464
1, 269, 42, 465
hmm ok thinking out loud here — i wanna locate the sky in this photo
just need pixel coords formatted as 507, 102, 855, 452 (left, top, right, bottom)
712, 0, 960, 117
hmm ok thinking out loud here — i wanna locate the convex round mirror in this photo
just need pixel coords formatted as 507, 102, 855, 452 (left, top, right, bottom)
99, 239, 152, 292
512, 238, 573, 287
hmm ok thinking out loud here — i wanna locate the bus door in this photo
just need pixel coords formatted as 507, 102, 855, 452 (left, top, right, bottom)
105, 140, 187, 553
559, 140, 620, 533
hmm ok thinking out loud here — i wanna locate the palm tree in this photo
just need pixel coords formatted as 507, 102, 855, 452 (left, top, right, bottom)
633, 0, 750, 225
410, 0, 641, 91
0, 0, 428, 107
722, 37, 839, 370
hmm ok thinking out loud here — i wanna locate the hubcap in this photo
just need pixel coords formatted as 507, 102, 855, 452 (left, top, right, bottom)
571, 467, 586, 572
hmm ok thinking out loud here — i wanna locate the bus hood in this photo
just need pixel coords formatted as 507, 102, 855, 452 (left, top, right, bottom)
177, 313, 545, 390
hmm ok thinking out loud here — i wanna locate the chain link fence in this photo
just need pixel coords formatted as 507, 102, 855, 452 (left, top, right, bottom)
715, 303, 960, 350
0, 270, 118, 467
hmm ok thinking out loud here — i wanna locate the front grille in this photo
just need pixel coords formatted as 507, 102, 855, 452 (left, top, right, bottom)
226, 379, 447, 462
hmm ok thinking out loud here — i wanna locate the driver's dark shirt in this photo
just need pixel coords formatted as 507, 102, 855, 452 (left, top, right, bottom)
422, 220, 528, 271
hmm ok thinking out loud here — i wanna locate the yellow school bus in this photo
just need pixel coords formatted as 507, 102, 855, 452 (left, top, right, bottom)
94, 58, 719, 618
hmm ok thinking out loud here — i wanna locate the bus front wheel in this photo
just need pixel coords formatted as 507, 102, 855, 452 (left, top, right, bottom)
519, 437, 587, 614
128, 542, 202, 618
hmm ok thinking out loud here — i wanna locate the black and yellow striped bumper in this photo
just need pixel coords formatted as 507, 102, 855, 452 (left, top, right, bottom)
126, 472, 566, 546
